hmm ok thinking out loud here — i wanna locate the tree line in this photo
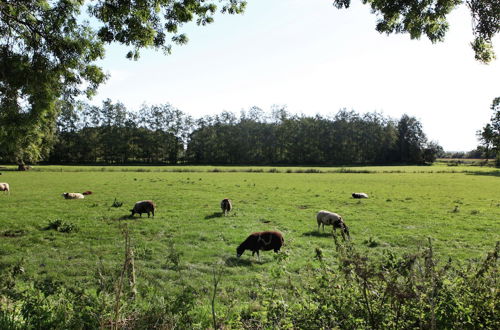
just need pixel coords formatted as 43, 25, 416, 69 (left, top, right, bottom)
33, 100, 442, 166
1, 1, 497, 169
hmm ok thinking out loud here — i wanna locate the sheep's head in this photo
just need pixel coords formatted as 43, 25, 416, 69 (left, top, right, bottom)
236, 245, 245, 258
343, 224, 350, 239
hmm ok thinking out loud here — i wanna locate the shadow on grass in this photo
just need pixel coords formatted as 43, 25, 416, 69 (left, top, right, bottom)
204, 212, 223, 220
464, 170, 500, 177
302, 230, 333, 238
117, 215, 136, 220
225, 256, 269, 267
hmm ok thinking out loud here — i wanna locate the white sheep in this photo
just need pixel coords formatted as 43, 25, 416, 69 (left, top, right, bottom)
62, 192, 84, 199
352, 192, 369, 199
0, 182, 10, 194
316, 210, 350, 240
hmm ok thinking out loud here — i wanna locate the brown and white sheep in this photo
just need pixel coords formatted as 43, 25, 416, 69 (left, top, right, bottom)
352, 192, 368, 199
220, 198, 232, 216
236, 231, 284, 259
0, 182, 10, 194
316, 210, 350, 240
130, 200, 156, 218
62, 192, 84, 199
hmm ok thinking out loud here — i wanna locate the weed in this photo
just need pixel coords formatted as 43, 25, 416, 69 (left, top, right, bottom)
363, 237, 380, 248
45, 219, 79, 233
2, 229, 27, 237
166, 241, 183, 271
111, 198, 123, 208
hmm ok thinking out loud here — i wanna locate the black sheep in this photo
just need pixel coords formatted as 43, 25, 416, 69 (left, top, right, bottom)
236, 231, 284, 259
220, 198, 232, 216
130, 200, 156, 217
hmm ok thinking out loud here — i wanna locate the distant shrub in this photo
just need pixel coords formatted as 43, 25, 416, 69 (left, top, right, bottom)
303, 168, 322, 173
246, 168, 263, 173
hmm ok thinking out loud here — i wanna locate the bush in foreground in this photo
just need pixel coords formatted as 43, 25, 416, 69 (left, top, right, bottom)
0, 238, 498, 329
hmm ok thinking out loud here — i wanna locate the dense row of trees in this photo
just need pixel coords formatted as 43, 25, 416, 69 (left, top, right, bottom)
47, 101, 189, 164
0, 1, 498, 169
39, 100, 441, 165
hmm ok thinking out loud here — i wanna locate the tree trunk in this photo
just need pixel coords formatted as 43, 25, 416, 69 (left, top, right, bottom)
17, 162, 29, 171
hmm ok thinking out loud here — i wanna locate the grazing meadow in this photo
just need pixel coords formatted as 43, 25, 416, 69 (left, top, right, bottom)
0, 164, 499, 328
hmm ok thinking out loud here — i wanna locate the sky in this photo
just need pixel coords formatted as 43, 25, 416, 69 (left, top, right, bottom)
91, 0, 500, 152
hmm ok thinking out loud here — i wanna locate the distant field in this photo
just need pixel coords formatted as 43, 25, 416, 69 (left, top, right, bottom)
0, 165, 499, 318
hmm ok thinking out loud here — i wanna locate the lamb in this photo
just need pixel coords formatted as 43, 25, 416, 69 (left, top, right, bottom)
0, 182, 10, 194
236, 231, 284, 259
82, 191, 93, 195
316, 210, 350, 240
62, 192, 84, 199
130, 200, 156, 218
220, 198, 232, 216
352, 192, 368, 199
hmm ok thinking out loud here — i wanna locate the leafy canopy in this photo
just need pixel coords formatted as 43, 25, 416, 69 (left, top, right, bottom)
333, 0, 500, 63
0, 0, 246, 165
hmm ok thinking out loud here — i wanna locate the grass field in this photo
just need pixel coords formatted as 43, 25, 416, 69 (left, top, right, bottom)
0, 164, 499, 325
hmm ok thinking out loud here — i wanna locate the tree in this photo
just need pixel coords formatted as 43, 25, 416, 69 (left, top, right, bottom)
478, 97, 500, 166
333, 0, 499, 63
396, 114, 428, 164
0, 0, 245, 168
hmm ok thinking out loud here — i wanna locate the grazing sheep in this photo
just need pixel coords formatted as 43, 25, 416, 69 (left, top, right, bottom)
316, 210, 350, 240
62, 192, 84, 199
82, 191, 93, 195
236, 231, 284, 259
220, 198, 232, 216
130, 200, 156, 218
352, 192, 369, 199
0, 182, 10, 194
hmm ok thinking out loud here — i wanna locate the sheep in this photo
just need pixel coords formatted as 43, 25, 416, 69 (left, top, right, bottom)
82, 191, 93, 195
130, 200, 156, 218
316, 210, 350, 240
0, 182, 10, 194
352, 192, 368, 199
236, 231, 284, 259
220, 198, 232, 216
62, 192, 84, 199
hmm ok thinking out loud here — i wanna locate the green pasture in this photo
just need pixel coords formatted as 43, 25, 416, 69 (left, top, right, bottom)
0, 165, 499, 315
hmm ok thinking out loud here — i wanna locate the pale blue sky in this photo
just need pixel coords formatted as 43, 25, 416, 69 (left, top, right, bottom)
91, 0, 500, 151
